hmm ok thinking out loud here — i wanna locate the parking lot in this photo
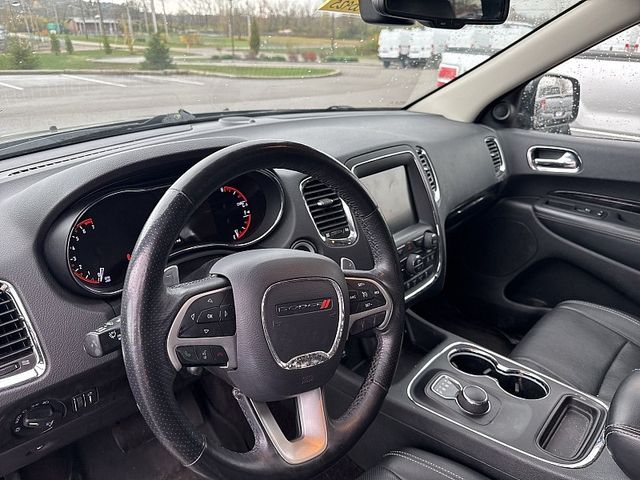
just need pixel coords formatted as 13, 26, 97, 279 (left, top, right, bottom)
0, 64, 438, 138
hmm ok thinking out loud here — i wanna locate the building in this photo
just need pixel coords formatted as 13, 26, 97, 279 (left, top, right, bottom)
66, 17, 119, 36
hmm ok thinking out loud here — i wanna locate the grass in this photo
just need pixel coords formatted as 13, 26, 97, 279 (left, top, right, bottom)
0, 50, 336, 78
0, 50, 137, 70
183, 64, 336, 78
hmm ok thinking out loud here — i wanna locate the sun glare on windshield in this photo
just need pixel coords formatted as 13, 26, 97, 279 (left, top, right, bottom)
0, 0, 578, 138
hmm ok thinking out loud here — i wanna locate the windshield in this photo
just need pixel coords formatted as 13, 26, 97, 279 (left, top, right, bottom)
0, 0, 580, 142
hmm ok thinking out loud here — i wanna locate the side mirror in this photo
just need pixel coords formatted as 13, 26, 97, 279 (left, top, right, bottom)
519, 74, 580, 134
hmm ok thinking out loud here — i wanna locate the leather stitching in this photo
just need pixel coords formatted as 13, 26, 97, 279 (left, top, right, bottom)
384, 451, 465, 480
557, 305, 640, 344
605, 427, 640, 445
562, 301, 640, 330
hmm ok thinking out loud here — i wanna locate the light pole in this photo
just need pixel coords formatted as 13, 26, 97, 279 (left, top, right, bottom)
160, 0, 168, 37
228, 0, 234, 58
95, 0, 105, 37
149, 0, 158, 34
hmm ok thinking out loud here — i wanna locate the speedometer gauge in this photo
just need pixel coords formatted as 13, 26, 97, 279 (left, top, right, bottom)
209, 185, 253, 242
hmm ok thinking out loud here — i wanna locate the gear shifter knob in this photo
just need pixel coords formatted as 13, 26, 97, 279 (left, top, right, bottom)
456, 385, 490, 416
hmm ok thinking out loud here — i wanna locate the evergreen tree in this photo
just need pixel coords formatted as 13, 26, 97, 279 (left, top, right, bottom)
249, 18, 260, 55
50, 33, 61, 55
64, 35, 74, 54
141, 34, 173, 70
102, 36, 113, 54
7, 38, 39, 69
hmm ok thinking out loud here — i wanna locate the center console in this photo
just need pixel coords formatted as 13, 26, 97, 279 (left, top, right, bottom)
348, 146, 444, 302
408, 342, 608, 468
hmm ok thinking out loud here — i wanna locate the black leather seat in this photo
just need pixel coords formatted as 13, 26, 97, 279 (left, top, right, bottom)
511, 300, 640, 401
358, 448, 490, 480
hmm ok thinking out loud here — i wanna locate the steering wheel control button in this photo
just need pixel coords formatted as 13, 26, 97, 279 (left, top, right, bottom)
457, 385, 490, 416
347, 279, 387, 314
176, 345, 228, 367
178, 288, 235, 338
350, 312, 386, 335
430, 374, 461, 400
197, 307, 220, 323
176, 346, 197, 364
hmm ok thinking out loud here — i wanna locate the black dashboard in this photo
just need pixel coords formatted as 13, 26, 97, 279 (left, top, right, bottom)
0, 110, 504, 473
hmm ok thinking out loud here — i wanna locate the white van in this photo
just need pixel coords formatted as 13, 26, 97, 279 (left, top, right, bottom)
408, 29, 435, 67
378, 28, 412, 68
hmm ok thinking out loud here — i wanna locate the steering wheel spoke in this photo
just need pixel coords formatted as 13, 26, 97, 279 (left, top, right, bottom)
343, 269, 394, 336
165, 275, 238, 371
249, 388, 329, 465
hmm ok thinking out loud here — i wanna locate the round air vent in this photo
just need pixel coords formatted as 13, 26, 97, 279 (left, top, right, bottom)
291, 240, 317, 253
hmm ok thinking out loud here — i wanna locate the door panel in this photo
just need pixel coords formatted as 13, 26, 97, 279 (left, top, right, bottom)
444, 128, 640, 334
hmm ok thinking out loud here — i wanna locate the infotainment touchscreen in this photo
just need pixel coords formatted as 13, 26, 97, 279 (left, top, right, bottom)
359, 166, 417, 233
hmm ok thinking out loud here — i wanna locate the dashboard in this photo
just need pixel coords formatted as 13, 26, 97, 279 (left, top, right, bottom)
0, 110, 503, 474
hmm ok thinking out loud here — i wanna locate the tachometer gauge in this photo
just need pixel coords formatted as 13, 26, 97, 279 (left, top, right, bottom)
66, 188, 165, 294
209, 185, 253, 242
68, 217, 125, 288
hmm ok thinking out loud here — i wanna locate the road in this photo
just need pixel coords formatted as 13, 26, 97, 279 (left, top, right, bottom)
0, 64, 437, 139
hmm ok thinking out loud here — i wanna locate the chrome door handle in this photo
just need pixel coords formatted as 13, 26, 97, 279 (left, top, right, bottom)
528, 146, 582, 173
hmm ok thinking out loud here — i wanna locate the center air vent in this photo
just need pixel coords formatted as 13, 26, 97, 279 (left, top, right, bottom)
0, 282, 45, 389
415, 147, 440, 203
485, 137, 505, 175
301, 178, 357, 246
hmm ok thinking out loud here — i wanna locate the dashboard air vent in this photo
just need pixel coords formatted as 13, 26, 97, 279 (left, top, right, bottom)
415, 147, 440, 203
485, 137, 505, 175
0, 282, 45, 388
0, 289, 33, 366
301, 178, 356, 245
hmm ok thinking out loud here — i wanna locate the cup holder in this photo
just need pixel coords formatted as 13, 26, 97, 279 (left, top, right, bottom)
449, 350, 549, 400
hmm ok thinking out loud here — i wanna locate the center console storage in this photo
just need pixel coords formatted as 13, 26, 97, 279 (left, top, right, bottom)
408, 343, 607, 467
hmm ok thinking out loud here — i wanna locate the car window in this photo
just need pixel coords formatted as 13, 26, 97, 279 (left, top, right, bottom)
0, 0, 580, 146
518, 24, 640, 142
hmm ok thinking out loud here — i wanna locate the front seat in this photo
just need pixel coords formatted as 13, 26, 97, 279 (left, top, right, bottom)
511, 300, 640, 401
358, 448, 490, 480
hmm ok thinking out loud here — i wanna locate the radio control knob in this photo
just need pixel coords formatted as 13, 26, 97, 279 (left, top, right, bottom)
406, 253, 425, 275
423, 231, 438, 249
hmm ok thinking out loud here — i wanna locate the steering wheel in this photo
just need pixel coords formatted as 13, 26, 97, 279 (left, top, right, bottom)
120, 141, 405, 479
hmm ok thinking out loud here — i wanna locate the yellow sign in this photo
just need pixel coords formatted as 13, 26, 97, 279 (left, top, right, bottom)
318, 0, 360, 15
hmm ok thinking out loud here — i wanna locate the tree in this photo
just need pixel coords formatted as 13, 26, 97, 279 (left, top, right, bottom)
7, 39, 39, 70
141, 34, 173, 70
50, 33, 61, 55
102, 36, 113, 54
64, 35, 74, 54
249, 17, 260, 55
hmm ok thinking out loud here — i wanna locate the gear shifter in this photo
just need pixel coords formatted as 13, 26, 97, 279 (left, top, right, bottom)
456, 385, 490, 416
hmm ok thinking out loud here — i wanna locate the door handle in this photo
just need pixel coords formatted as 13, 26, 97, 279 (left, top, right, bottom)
528, 146, 582, 173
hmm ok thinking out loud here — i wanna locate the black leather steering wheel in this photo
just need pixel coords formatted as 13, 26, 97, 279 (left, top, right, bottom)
120, 141, 405, 479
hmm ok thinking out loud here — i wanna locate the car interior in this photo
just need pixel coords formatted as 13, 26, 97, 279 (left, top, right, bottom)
2, 0, 640, 479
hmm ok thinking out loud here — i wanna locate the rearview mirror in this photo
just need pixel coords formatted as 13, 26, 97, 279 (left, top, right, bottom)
519, 74, 581, 134
368, 0, 510, 29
